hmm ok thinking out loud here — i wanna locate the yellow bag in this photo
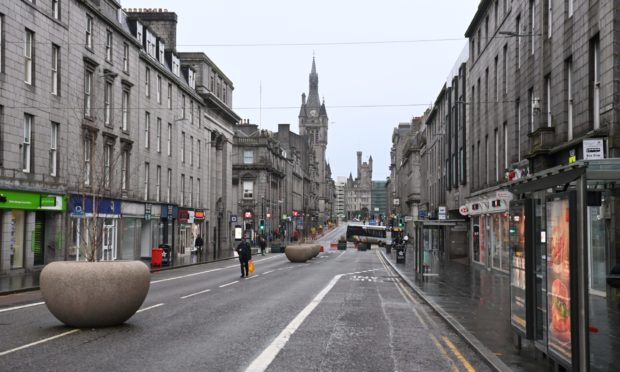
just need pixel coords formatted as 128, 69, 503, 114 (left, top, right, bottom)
248, 260, 254, 273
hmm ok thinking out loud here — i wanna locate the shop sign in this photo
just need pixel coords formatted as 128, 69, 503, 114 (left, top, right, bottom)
292, 210, 299, 217
496, 191, 513, 200
281, 214, 288, 220
194, 210, 205, 221
438, 206, 447, 220
244, 210, 253, 219
459, 205, 469, 216
583, 139, 604, 160
393, 198, 400, 206
167, 205, 174, 220
266, 212, 271, 218
230, 215, 238, 223
418, 210, 427, 219
178, 209, 190, 224
404, 216, 413, 222
39, 195, 65, 211
69, 195, 121, 216
144, 203, 152, 221
0, 190, 65, 211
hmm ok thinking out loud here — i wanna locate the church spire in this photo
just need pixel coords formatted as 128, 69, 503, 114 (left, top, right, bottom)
307, 57, 320, 108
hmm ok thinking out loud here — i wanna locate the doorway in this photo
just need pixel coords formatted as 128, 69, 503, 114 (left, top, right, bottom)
102, 219, 116, 261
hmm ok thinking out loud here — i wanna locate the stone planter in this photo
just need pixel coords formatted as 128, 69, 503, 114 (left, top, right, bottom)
40, 261, 150, 328
285, 244, 320, 263
337, 241, 347, 250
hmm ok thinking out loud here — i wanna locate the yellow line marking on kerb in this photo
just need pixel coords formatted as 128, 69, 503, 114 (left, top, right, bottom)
430, 334, 460, 372
443, 336, 476, 372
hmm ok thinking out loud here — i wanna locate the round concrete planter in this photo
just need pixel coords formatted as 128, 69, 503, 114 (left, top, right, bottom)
285, 244, 320, 262
40, 261, 150, 328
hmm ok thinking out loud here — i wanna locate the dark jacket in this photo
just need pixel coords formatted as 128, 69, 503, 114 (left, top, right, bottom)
236, 240, 251, 262
195, 236, 204, 248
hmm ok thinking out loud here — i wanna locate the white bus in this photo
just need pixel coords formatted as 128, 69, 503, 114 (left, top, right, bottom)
346, 224, 388, 246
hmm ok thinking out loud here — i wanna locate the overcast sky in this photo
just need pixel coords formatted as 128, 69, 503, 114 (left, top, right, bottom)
125, 0, 480, 180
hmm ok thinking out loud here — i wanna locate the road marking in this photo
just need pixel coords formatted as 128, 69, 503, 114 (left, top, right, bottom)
219, 281, 238, 288
245, 275, 259, 279
137, 303, 165, 313
0, 302, 44, 313
263, 270, 274, 275
245, 273, 345, 372
0, 329, 80, 357
430, 334, 460, 372
442, 336, 476, 372
151, 267, 225, 284
181, 289, 211, 299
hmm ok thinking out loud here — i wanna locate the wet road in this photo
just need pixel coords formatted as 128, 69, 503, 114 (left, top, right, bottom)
0, 226, 491, 371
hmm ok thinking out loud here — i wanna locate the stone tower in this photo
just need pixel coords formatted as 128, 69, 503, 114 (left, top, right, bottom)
299, 57, 329, 209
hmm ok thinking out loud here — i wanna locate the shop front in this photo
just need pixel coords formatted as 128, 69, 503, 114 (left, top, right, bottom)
0, 190, 66, 274
507, 159, 620, 371
177, 208, 195, 256
464, 191, 512, 273
160, 204, 176, 254
68, 195, 120, 261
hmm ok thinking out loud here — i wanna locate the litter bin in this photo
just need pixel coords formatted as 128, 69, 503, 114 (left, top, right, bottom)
385, 244, 392, 254
151, 248, 163, 267
159, 244, 171, 265
396, 247, 406, 263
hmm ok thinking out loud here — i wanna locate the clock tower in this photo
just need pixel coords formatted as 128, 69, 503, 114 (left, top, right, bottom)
299, 57, 329, 218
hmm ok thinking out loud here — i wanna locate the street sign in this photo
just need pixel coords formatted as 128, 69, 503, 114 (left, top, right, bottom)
583, 139, 604, 160
230, 215, 238, 223
404, 216, 413, 222
144, 203, 152, 221
438, 206, 447, 220
418, 210, 428, 219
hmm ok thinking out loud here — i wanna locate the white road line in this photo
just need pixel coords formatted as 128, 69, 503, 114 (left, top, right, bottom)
0, 329, 80, 357
245, 275, 259, 279
263, 270, 274, 275
219, 281, 238, 288
136, 303, 165, 313
0, 302, 45, 313
180, 289, 211, 299
246, 270, 363, 372
151, 267, 225, 284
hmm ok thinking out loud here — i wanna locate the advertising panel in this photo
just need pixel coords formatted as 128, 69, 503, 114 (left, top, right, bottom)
510, 202, 527, 334
546, 195, 573, 367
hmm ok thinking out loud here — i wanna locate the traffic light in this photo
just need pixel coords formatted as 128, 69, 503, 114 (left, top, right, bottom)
259, 219, 265, 231
398, 218, 403, 227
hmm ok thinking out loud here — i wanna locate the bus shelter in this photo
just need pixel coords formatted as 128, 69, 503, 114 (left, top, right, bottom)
507, 159, 620, 371
413, 219, 467, 275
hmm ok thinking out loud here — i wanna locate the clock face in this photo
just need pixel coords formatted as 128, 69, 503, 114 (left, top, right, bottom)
310, 109, 317, 117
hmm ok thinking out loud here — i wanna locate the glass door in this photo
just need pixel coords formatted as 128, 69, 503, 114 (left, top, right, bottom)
588, 206, 606, 296
101, 219, 116, 261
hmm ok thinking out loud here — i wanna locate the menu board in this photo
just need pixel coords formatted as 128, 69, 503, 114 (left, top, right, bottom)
509, 203, 527, 334
546, 197, 572, 364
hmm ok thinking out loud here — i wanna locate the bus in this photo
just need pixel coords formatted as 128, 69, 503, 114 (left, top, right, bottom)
346, 224, 388, 246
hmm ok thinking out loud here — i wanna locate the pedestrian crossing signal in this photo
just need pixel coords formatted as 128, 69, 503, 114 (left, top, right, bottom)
259, 219, 265, 231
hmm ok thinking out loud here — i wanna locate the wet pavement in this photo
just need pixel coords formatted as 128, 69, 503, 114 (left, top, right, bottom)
382, 248, 551, 372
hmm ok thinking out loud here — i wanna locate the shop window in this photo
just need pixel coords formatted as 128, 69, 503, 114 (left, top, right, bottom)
10, 210, 26, 269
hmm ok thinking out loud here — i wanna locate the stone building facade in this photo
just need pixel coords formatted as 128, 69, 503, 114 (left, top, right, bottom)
344, 151, 372, 220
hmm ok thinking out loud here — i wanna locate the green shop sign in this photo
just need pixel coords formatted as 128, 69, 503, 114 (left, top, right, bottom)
0, 190, 66, 211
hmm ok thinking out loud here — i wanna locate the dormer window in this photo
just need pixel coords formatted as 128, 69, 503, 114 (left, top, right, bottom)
188, 70, 195, 89
136, 23, 143, 44
145, 30, 156, 58
158, 40, 165, 63
172, 55, 180, 77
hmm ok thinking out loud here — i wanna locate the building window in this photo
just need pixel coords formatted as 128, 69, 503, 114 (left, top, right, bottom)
528, 88, 535, 133
83, 136, 91, 185
167, 123, 172, 156
494, 55, 499, 102
123, 43, 129, 73
156, 75, 161, 104
51, 44, 59, 95
545, 76, 552, 127
182, 95, 186, 118
197, 178, 200, 206
568, 0, 574, 17
166, 168, 172, 203
189, 176, 193, 206
592, 37, 600, 130
156, 166, 161, 202
529, 0, 535, 55
145, 67, 150, 97
121, 149, 128, 191
243, 150, 253, 164
24, 29, 34, 85
144, 111, 150, 149
0, 15, 4, 73
156, 118, 161, 153
50, 122, 59, 176
104, 81, 112, 125
167, 83, 172, 109
197, 139, 201, 168
243, 181, 253, 199
85, 14, 93, 49
144, 162, 149, 201
181, 174, 185, 205
485, 135, 489, 185
495, 128, 499, 182
104, 143, 112, 189
190, 135, 194, 166
22, 114, 33, 173
516, 99, 521, 161
181, 132, 185, 163
567, 59, 573, 140
189, 100, 194, 124
516, 15, 521, 69
52, 0, 60, 20
547, 0, 552, 38
122, 90, 129, 131
105, 30, 113, 62
84, 69, 92, 117
503, 44, 507, 95
503, 121, 508, 171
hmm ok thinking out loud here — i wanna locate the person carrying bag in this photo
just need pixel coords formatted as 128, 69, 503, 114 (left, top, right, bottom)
236, 234, 252, 278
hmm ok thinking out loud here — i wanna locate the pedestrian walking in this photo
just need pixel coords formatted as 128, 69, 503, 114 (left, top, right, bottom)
258, 235, 266, 256
194, 235, 204, 256
236, 234, 252, 278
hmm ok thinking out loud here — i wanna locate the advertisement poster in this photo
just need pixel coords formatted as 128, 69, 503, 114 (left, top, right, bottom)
546, 198, 571, 364
509, 204, 527, 334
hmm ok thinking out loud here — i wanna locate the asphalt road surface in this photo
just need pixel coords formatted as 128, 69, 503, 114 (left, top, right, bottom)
0, 226, 491, 371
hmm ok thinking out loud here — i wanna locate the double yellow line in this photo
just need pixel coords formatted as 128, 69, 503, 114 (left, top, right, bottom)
378, 251, 476, 372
